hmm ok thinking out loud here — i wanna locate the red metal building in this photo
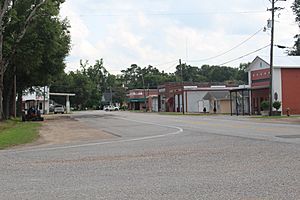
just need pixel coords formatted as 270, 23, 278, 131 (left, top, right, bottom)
247, 56, 300, 115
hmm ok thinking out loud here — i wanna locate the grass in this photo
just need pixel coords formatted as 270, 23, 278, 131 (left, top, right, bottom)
251, 115, 300, 119
0, 119, 41, 150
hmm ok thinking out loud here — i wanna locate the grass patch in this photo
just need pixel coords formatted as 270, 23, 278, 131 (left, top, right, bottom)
0, 119, 41, 150
251, 115, 300, 119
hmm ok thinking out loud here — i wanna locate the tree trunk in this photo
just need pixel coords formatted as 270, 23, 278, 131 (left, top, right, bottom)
17, 89, 22, 117
0, 67, 4, 120
3, 80, 12, 119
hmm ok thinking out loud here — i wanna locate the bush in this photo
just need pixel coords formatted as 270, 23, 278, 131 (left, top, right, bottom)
120, 105, 128, 110
261, 100, 270, 111
273, 101, 281, 111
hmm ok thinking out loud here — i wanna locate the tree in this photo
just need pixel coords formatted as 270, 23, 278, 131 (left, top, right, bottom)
290, 0, 300, 55
0, 0, 59, 120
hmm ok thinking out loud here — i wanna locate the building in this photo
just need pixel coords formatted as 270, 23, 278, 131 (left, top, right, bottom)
247, 56, 300, 115
22, 86, 50, 114
22, 86, 75, 114
203, 91, 232, 114
158, 82, 246, 114
158, 82, 210, 112
127, 89, 158, 111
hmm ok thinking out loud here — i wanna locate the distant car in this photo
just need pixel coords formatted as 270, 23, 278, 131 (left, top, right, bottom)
54, 105, 65, 114
104, 105, 119, 111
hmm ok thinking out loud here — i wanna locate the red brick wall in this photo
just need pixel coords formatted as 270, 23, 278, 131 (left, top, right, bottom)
281, 68, 300, 114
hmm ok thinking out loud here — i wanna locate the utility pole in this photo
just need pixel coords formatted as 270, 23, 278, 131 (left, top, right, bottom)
268, 0, 286, 116
269, 0, 275, 116
180, 59, 184, 114
110, 86, 112, 106
141, 74, 146, 111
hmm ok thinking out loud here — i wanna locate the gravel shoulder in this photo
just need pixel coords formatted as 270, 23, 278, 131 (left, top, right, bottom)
33, 115, 115, 146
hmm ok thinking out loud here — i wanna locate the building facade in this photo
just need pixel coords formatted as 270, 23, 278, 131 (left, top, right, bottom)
127, 89, 158, 111
22, 86, 50, 114
158, 82, 246, 114
247, 56, 300, 115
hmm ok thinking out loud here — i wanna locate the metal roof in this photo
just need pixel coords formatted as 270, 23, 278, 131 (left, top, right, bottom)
256, 56, 300, 68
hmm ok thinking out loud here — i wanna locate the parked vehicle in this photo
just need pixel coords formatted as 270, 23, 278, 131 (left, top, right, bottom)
22, 108, 44, 122
104, 105, 119, 111
54, 105, 65, 114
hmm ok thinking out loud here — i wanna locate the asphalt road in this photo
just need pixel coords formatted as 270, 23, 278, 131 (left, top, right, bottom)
1, 111, 300, 200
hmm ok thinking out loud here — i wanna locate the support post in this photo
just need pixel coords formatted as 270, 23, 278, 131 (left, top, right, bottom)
236, 91, 239, 116
180, 59, 185, 114
66, 95, 70, 114
43, 86, 46, 115
242, 90, 245, 116
230, 91, 233, 116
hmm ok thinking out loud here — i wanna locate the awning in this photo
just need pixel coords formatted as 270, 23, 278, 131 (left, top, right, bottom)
127, 98, 146, 103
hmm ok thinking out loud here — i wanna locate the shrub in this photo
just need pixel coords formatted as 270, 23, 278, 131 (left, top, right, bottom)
261, 100, 270, 111
273, 101, 281, 111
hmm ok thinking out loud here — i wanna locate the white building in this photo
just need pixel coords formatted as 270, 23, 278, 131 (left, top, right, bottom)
22, 86, 50, 114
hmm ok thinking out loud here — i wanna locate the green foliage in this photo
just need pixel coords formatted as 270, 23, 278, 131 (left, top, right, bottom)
120, 62, 248, 90
1, 0, 71, 119
290, 0, 300, 55
261, 101, 270, 111
51, 59, 127, 109
13, 2, 71, 90
175, 63, 248, 84
0, 120, 41, 149
272, 101, 281, 111
120, 64, 176, 90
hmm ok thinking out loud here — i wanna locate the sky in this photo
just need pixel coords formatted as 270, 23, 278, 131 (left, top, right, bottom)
60, 0, 299, 74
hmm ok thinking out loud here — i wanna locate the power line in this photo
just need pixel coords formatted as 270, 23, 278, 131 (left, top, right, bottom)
162, 61, 179, 72
218, 44, 270, 66
74, 10, 267, 17
185, 27, 265, 63
151, 59, 178, 67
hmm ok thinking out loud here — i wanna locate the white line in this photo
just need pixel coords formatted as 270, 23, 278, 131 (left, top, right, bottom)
1, 117, 183, 154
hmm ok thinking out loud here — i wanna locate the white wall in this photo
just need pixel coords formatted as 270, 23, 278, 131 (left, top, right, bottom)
152, 98, 158, 112
272, 68, 282, 111
186, 91, 208, 113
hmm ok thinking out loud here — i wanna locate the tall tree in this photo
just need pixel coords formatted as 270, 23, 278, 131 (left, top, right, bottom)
1, 0, 70, 119
0, 0, 50, 119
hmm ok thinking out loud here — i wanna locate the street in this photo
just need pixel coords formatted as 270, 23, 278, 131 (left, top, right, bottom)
1, 111, 300, 199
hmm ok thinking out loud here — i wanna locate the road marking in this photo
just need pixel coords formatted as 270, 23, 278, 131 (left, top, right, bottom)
1, 117, 183, 154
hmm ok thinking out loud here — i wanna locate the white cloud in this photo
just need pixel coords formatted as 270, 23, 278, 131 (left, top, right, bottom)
60, 0, 299, 74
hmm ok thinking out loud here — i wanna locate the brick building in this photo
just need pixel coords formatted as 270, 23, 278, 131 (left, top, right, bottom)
127, 89, 158, 111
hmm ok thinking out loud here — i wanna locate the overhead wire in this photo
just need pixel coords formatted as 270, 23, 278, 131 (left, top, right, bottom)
161, 61, 179, 72
218, 44, 271, 66
185, 27, 265, 63
76, 10, 267, 17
